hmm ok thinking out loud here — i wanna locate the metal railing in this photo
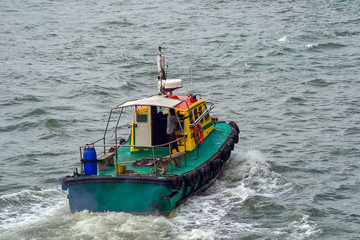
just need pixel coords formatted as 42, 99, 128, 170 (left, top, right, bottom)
80, 135, 187, 176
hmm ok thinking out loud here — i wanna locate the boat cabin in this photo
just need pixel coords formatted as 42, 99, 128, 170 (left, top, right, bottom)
112, 94, 215, 153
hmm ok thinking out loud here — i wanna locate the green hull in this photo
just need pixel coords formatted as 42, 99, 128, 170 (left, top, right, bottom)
68, 182, 178, 214
66, 170, 220, 215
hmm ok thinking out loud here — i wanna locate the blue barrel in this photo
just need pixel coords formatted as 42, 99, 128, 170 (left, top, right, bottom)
83, 147, 97, 176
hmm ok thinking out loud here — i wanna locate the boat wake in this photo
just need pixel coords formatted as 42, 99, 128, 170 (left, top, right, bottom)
0, 187, 67, 228
170, 149, 321, 239
0, 150, 320, 239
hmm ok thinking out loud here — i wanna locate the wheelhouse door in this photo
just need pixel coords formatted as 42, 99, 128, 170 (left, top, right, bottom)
133, 106, 152, 147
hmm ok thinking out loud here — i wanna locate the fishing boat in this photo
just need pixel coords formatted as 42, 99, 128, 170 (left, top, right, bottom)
61, 47, 240, 215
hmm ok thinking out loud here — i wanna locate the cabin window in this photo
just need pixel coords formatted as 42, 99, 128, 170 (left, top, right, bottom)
193, 108, 198, 121
136, 106, 148, 122
158, 107, 168, 114
177, 114, 185, 130
204, 104, 210, 122
189, 111, 194, 124
198, 105, 204, 124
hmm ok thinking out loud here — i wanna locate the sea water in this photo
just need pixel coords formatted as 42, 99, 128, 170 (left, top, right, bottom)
1, 0, 360, 239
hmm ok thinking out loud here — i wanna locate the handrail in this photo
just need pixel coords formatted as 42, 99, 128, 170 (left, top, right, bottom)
80, 136, 187, 176
81, 136, 186, 150
86, 137, 104, 146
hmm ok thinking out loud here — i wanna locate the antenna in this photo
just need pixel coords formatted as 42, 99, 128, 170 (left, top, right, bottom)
157, 46, 166, 94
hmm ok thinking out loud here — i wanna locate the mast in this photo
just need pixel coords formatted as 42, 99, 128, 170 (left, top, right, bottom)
157, 46, 166, 94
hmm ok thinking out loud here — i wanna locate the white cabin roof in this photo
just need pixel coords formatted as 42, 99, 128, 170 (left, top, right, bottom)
114, 94, 184, 109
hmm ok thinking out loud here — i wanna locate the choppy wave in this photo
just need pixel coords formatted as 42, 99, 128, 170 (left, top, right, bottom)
171, 150, 319, 239
104, 20, 134, 27
0, 187, 66, 228
120, 80, 137, 90
306, 78, 334, 87
0, 95, 42, 107
305, 42, 346, 50
22, 108, 48, 118
0, 121, 39, 133
335, 30, 360, 37
0, 118, 70, 133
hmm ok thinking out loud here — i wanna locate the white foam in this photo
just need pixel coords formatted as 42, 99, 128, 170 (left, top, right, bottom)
279, 35, 290, 42
169, 150, 273, 238
0, 187, 67, 228
176, 229, 215, 240
285, 213, 322, 239
306, 43, 318, 48
222, 182, 255, 203
67, 211, 176, 240
171, 149, 319, 239
228, 150, 298, 198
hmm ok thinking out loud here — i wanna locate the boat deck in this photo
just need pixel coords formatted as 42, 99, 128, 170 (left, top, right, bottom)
98, 122, 231, 176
